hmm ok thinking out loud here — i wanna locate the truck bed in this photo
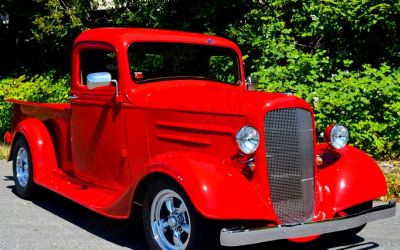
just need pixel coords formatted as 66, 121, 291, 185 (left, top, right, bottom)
8, 99, 130, 218
9, 99, 71, 168
8, 99, 70, 111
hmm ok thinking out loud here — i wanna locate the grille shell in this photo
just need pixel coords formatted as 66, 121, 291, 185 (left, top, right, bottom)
264, 108, 315, 225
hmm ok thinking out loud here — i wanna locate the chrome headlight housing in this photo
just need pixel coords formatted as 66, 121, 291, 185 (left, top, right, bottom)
324, 124, 349, 149
236, 126, 260, 154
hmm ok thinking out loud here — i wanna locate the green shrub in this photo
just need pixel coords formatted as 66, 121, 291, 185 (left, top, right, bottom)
0, 72, 70, 137
261, 65, 400, 159
309, 65, 400, 159
227, 1, 400, 159
1, 66, 399, 159
253, 64, 400, 159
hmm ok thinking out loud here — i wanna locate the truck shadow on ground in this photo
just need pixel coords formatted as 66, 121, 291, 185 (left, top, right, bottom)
5, 178, 380, 250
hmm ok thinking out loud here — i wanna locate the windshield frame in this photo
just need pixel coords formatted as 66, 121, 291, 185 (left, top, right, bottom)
127, 42, 242, 85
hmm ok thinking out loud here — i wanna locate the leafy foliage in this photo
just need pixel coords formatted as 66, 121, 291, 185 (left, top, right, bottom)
109, 0, 251, 33
31, 0, 87, 52
296, 0, 400, 68
1, 0, 252, 74
0, 72, 69, 136
227, 0, 400, 159
310, 65, 400, 159
1, 0, 400, 159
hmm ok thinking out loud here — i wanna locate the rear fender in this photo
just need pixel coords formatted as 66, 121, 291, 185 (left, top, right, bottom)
11, 118, 58, 184
316, 144, 387, 215
141, 151, 275, 221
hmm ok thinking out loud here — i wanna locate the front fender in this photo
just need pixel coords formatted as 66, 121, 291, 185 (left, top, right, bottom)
316, 144, 387, 215
142, 151, 275, 221
11, 118, 58, 184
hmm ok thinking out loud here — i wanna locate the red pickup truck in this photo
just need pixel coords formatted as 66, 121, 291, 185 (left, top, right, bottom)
8, 28, 396, 249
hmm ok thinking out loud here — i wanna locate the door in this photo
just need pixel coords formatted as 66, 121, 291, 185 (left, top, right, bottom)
70, 43, 129, 189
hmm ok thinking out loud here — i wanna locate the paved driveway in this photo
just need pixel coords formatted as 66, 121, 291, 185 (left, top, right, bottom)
0, 160, 398, 249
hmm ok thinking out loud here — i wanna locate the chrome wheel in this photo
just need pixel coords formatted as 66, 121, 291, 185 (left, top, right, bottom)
12, 137, 35, 199
150, 189, 191, 250
16, 147, 29, 187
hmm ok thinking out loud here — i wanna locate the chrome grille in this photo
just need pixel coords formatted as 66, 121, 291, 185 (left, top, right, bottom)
265, 108, 314, 225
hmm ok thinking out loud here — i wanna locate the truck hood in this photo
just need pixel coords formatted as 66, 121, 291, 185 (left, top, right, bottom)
130, 80, 314, 166
126, 80, 312, 116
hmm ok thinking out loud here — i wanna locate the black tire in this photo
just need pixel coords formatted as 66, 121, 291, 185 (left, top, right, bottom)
143, 179, 219, 250
12, 136, 35, 199
331, 201, 373, 238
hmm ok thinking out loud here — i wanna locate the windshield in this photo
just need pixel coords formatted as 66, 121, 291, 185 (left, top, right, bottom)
128, 42, 240, 84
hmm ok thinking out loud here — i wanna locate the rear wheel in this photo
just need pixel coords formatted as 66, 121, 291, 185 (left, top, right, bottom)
143, 180, 218, 250
12, 137, 35, 199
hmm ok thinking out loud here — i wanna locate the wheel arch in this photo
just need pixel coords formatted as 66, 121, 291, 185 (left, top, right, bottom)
316, 144, 388, 214
10, 118, 58, 184
133, 172, 180, 206
134, 151, 275, 221
8, 132, 23, 161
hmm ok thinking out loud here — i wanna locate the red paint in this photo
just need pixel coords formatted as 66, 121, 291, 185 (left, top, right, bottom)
8, 28, 388, 241
324, 123, 335, 143
315, 143, 387, 214
289, 235, 320, 243
4, 131, 12, 144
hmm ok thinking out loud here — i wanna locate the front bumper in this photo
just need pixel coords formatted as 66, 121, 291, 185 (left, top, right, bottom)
220, 201, 396, 247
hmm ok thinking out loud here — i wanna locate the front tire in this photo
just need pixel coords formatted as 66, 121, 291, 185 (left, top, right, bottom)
143, 180, 218, 250
12, 136, 35, 199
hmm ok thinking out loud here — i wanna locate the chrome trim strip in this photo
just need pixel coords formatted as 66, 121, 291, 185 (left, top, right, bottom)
220, 201, 396, 247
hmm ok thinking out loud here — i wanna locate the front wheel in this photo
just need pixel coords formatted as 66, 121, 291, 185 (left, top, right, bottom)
143, 180, 218, 250
12, 137, 35, 199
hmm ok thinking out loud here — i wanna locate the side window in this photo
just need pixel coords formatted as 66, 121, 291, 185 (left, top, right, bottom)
80, 49, 118, 85
130, 53, 165, 80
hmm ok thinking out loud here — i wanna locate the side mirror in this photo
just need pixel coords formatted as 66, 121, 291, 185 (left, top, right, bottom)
245, 75, 259, 91
86, 72, 121, 103
87, 72, 112, 89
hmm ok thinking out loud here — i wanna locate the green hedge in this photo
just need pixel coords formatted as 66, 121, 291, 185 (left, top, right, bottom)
226, 2, 400, 160
0, 72, 69, 137
1, 67, 399, 159
257, 64, 400, 159
312, 65, 400, 159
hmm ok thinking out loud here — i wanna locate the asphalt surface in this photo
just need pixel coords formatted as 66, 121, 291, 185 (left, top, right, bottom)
0, 160, 399, 250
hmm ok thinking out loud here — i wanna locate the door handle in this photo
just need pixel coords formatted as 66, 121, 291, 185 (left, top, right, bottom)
69, 95, 78, 100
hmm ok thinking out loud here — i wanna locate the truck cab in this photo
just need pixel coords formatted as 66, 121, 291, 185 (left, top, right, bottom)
8, 28, 395, 249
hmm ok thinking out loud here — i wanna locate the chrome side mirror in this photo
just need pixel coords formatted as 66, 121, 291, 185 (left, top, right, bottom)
86, 72, 120, 101
87, 72, 112, 89
245, 75, 259, 91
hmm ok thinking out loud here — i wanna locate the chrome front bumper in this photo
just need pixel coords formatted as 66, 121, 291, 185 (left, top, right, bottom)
220, 201, 396, 247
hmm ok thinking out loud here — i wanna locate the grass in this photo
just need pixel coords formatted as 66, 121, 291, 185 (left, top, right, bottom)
0, 142, 398, 201
0, 142, 10, 160
379, 161, 400, 202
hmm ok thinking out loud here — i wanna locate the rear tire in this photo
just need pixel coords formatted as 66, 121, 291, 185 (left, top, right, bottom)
143, 179, 219, 250
12, 137, 35, 199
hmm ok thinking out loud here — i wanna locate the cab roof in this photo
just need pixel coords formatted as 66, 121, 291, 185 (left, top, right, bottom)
74, 28, 240, 51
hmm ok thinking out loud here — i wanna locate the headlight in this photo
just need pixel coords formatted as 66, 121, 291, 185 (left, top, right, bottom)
324, 124, 349, 149
236, 126, 260, 154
